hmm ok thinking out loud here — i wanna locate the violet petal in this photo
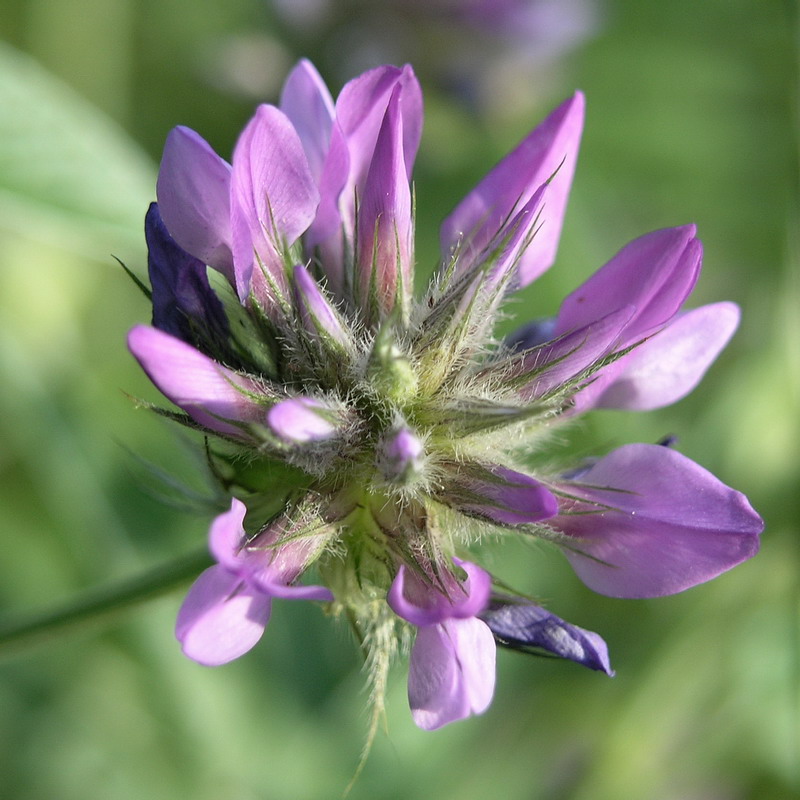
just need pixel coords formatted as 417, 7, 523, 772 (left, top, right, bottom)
292, 264, 349, 348
208, 497, 248, 573
356, 85, 413, 322
453, 465, 559, 525
127, 325, 268, 436
175, 565, 272, 666
388, 560, 491, 627
441, 91, 584, 288
156, 126, 234, 281
554, 443, 763, 598
279, 59, 335, 183
506, 316, 557, 351
555, 225, 702, 341
409, 618, 496, 730
315, 64, 421, 279
230, 104, 320, 302
590, 302, 740, 411
509, 306, 635, 400
376, 426, 425, 483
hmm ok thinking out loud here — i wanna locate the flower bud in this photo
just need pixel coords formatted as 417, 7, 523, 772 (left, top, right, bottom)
376, 426, 425, 485
366, 323, 418, 405
267, 397, 343, 443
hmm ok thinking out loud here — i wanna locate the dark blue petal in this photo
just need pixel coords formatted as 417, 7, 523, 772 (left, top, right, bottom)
145, 203, 230, 354
506, 317, 557, 351
481, 600, 614, 675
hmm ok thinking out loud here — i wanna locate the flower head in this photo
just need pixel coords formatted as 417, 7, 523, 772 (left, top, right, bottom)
129, 60, 762, 731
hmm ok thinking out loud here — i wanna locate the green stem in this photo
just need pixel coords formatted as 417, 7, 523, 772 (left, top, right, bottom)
0, 548, 212, 659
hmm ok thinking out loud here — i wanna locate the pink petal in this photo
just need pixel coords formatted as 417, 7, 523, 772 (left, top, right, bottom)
440, 92, 584, 288
590, 302, 740, 410
555, 444, 763, 598
175, 565, 271, 666
156, 126, 234, 281
230, 104, 320, 303
127, 325, 267, 436
409, 618, 496, 730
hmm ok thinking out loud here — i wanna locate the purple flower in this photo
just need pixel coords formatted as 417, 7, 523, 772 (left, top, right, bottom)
388, 560, 496, 730
176, 498, 333, 666
127, 60, 762, 734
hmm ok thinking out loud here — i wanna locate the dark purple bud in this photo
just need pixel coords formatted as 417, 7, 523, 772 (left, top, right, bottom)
145, 203, 230, 356
481, 600, 614, 675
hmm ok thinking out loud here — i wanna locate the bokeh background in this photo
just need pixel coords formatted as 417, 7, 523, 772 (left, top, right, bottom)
0, 1, 796, 798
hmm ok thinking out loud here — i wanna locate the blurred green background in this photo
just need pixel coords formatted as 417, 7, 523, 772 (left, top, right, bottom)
0, 1, 796, 798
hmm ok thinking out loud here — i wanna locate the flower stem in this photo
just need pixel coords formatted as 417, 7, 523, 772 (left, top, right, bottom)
0, 549, 212, 659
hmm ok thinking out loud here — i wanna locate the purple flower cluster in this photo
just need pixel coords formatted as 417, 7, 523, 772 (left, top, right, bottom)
128, 60, 762, 730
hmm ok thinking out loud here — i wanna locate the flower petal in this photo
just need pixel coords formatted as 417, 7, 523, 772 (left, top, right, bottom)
335, 63, 422, 188
156, 126, 234, 281
554, 443, 763, 597
145, 203, 230, 353
440, 91, 584, 288
279, 59, 335, 183
447, 464, 559, 525
509, 306, 635, 401
388, 560, 491, 627
555, 225, 702, 340
175, 565, 271, 666
230, 104, 320, 303
506, 317, 557, 351
482, 600, 613, 674
590, 302, 740, 410
127, 325, 269, 435
208, 497, 248, 571
376, 425, 425, 484
266, 397, 341, 443
292, 264, 350, 350
409, 618, 496, 730
310, 64, 422, 289
356, 85, 413, 323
